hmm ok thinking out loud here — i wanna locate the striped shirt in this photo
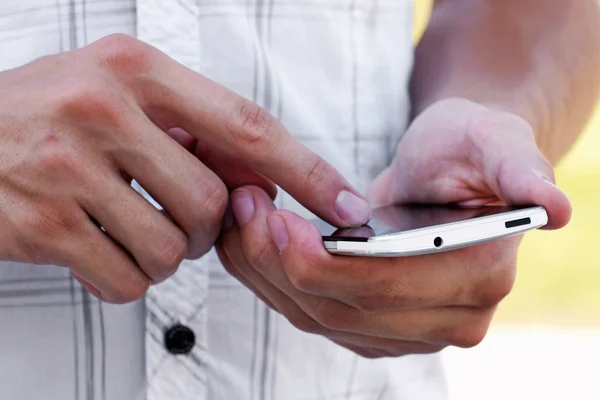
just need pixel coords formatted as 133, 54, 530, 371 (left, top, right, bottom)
0, 1, 447, 399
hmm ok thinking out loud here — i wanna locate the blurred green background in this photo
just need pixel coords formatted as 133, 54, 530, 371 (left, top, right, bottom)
414, 1, 600, 325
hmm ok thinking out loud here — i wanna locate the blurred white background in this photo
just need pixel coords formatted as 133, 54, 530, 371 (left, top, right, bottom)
442, 327, 600, 399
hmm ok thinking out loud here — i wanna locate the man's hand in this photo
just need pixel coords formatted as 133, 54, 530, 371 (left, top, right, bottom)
218, 186, 517, 358
0, 34, 370, 303
216, 98, 572, 358
368, 98, 571, 229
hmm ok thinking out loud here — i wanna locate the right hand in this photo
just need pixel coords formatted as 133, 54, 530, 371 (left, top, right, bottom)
0, 34, 371, 303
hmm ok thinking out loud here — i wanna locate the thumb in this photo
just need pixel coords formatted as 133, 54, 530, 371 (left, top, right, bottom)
267, 210, 332, 258
490, 157, 572, 230
471, 124, 572, 230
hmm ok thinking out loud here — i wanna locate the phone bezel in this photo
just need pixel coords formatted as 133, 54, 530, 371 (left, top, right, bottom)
322, 206, 547, 257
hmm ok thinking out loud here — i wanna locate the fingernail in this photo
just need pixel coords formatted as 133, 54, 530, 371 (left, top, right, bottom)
267, 214, 289, 253
231, 189, 255, 226
222, 205, 234, 231
335, 190, 372, 226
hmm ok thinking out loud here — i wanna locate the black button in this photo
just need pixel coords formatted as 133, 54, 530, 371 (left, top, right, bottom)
164, 324, 195, 355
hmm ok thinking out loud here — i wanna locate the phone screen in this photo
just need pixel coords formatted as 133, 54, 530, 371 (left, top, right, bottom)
318, 204, 530, 242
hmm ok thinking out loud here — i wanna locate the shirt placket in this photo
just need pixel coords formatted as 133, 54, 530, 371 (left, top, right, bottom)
136, 1, 206, 399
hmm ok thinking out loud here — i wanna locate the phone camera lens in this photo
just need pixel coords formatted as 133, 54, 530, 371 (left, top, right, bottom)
434, 237, 443, 248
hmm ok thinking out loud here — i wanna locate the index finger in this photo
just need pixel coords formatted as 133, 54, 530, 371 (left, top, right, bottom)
138, 47, 371, 228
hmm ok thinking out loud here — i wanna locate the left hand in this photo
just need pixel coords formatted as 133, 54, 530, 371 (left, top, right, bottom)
216, 98, 572, 358
368, 98, 571, 229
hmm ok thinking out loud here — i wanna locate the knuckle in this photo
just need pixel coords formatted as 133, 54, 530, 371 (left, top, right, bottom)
186, 177, 228, 228
110, 276, 151, 304
175, 176, 228, 258
465, 113, 496, 149
16, 208, 79, 264
21, 204, 80, 243
304, 156, 330, 189
184, 178, 228, 246
446, 324, 489, 349
43, 207, 81, 237
151, 230, 188, 278
200, 180, 229, 222
310, 299, 356, 331
233, 101, 277, 151
431, 310, 492, 349
54, 80, 124, 127
466, 110, 534, 149
286, 261, 321, 293
93, 34, 154, 76
472, 260, 517, 307
37, 144, 85, 180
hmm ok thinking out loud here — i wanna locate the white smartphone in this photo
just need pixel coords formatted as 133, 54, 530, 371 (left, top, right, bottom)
318, 204, 548, 257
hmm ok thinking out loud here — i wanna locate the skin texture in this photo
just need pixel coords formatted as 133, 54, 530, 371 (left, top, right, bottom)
0, 34, 371, 304
368, 99, 572, 230
412, 0, 600, 164
217, 0, 600, 358
218, 106, 571, 357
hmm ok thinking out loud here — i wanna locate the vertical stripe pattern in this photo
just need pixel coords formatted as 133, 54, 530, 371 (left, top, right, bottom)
0, 0, 447, 399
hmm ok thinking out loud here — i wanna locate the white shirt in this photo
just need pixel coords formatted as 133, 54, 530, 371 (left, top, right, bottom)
0, 1, 447, 399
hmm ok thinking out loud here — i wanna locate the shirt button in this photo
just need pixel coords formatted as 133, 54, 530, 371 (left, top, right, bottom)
164, 324, 195, 355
